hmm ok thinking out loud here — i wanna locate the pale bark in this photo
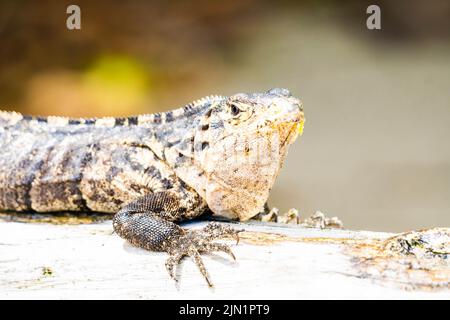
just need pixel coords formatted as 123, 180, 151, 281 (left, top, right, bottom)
0, 218, 448, 299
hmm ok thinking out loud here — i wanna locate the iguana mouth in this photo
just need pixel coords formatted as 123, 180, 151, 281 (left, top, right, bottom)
282, 119, 305, 147
275, 110, 305, 148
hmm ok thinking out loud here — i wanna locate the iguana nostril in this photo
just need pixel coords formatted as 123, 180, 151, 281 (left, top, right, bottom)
267, 88, 292, 97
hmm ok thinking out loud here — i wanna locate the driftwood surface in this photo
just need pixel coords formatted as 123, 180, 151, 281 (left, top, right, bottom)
0, 216, 449, 299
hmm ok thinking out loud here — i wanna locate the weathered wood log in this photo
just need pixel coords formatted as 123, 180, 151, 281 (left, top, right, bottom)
0, 217, 448, 299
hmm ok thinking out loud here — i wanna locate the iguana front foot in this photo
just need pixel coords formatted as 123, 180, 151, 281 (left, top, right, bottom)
164, 222, 241, 287
113, 192, 243, 287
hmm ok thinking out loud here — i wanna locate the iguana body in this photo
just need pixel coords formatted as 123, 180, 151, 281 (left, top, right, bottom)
0, 88, 304, 286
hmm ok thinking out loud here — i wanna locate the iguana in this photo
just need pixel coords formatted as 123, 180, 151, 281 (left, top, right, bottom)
0, 88, 304, 286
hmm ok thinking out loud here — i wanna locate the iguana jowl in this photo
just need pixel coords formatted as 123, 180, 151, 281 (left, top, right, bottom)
0, 88, 304, 286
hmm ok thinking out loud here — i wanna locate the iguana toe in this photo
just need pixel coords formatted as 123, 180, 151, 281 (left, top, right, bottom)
163, 223, 242, 286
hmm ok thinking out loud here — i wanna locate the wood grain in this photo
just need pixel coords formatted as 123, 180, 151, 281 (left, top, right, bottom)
0, 219, 448, 299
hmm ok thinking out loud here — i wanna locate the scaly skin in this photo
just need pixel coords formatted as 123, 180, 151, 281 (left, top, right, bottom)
0, 88, 304, 286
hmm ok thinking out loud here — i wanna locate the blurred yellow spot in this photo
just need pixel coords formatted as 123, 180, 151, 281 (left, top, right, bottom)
82, 55, 151, 115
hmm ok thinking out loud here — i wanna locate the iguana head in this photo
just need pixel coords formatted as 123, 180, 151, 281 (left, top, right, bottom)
194, 88, 304, 221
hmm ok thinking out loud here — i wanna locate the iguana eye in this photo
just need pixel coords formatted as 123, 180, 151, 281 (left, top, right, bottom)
230, 104, 240, 116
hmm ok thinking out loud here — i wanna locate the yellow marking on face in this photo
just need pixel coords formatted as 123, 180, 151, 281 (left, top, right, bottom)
297, 119, 305, 136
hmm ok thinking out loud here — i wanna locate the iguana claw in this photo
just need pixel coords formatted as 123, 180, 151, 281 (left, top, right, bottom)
164, 222, 242, 287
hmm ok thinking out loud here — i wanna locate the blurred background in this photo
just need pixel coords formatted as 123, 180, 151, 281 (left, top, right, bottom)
1, 0, 449, 231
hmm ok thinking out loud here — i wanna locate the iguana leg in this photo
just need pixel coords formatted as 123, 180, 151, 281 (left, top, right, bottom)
112, 190, 241, 286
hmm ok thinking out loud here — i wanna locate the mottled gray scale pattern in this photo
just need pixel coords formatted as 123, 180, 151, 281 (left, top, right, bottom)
0, 98, 215, 213
0, 127, 55, 211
